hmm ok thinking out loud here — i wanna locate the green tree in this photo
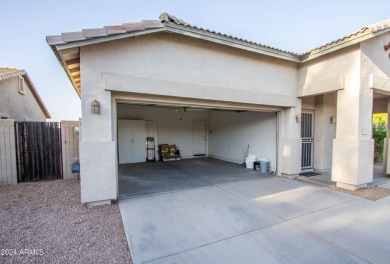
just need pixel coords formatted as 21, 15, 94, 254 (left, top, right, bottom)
373, 117, 387, 162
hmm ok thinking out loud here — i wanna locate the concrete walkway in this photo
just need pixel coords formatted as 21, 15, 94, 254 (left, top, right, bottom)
119, 158, 390, 264
297, 165, 390, 187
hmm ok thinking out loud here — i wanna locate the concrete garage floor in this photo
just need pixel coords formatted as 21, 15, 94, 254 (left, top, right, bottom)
118, 158, 272, 198
119, 158, 390, 264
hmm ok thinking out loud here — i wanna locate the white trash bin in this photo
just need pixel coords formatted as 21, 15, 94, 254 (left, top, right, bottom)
245, 154, 257, 169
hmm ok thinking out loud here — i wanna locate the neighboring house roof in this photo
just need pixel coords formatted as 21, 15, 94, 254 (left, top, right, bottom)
0, 67, 51, 118
0, 68, 27, 80
46, 13, 390, 96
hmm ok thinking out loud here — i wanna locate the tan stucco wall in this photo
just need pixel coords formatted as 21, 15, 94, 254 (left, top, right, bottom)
77, 29, 390, 202
298, 46, 361, 97
362, 32, 390, 174
314, 93, 337, 171
0, 76, 46, 121
299, 44, 375, 188
361, 33, 390, 123
299, 47, 362, 172
361, 32, 390, 80
81, 31, 390, 201
85, 33, 299, 107
78, 32, 302, 203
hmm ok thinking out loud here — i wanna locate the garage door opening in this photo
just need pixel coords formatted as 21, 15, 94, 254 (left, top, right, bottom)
116, 103, 278, 198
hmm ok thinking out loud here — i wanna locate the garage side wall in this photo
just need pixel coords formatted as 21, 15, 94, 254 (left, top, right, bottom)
208, 111, 277, 169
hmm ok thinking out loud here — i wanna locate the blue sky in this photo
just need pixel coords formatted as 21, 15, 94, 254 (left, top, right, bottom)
0, 0, 388, 121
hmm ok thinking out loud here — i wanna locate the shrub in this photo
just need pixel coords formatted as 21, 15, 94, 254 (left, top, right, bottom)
373, 117, 387, 162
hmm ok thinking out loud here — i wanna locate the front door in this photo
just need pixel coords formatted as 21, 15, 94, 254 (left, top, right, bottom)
301, 111, 314, 171
193, 120, 206, 156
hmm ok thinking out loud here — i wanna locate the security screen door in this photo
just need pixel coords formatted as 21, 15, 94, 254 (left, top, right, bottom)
301, 111, 314, 171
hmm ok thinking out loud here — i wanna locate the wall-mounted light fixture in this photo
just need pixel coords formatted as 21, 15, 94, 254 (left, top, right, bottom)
91, 100, 101, 114
295, 114, 301, 124
330, 116, 337, 124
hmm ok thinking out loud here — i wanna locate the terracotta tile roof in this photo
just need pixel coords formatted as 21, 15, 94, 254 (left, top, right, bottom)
46, 12, 301, 96
159, 13, 298, 56
46, 20, 162, 45
0, 67, 26, 80
46, 13, 389, 95
47, 13, 390, 60
46, 13, 297, 57
366, 18, 390, 33
0, 67, 51, 118
301, 18, 390, 59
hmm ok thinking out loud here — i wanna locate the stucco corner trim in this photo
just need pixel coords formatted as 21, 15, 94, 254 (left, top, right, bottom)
298, 76, 345, 97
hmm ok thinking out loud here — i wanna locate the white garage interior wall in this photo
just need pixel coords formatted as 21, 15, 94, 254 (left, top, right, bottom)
208, 111, 277, 170
117, 104, 277, 170
117, 104, 209, 159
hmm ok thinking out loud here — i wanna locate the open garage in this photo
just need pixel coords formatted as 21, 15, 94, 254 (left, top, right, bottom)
116, 103, 278, 198
47, 12, 390, 205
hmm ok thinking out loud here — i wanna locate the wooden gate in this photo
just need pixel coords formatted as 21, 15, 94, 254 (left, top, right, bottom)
15, 122, 62, 182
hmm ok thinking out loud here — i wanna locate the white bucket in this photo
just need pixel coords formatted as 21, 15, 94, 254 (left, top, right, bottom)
245, 154, 257, 169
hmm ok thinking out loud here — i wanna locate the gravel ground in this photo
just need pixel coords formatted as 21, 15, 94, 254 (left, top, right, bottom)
0, 180, 132, 264
297, 178, 390, 201
325, 185, 390, 201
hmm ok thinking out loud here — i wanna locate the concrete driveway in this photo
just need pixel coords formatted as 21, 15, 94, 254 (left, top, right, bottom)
119, 158, 390, 264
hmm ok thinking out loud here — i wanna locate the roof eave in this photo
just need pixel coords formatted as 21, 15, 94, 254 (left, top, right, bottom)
48, 44, 81, 97
47, 28, 167, 97
52, 28, 166, 51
